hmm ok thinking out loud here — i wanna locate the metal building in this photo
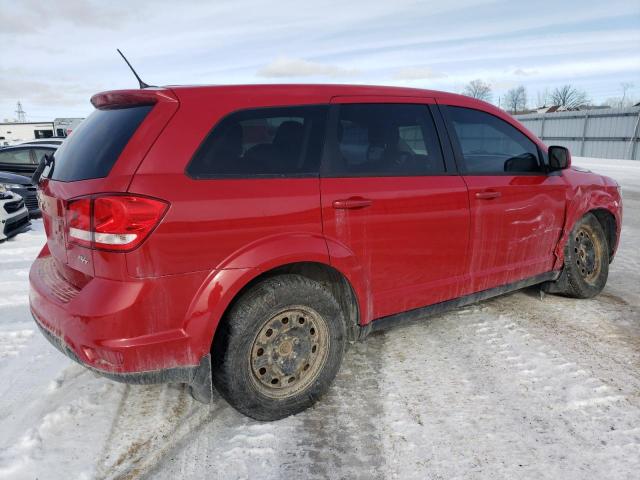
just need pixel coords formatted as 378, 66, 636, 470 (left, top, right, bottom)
515, 107, 640, 160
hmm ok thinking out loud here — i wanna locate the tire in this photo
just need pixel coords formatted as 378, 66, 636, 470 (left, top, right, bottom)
211, 274, 347, 421
545, 213, 609, 299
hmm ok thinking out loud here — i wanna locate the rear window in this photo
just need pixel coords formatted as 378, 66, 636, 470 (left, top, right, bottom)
47, 106, 152, 182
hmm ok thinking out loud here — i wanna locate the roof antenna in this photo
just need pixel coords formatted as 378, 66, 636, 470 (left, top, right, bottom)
116, 48, 154, 89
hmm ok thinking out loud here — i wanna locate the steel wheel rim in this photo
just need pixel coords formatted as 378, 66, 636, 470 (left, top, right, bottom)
574, 225, 602, 284
249, 306, 330, 399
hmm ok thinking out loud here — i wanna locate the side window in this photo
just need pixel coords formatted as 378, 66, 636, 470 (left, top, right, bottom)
187, 106, 327, 178
34, 129, 54, 139
0, 149, 31, 165
32, 148, 53, 164
447, 106, 541, 174
327, 104, 445, 176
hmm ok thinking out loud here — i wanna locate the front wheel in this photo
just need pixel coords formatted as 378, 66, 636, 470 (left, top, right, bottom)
545, 213, 609, 298
211, 274, 346, 421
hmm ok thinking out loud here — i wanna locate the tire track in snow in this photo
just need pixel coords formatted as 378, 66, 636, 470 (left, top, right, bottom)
94, 384, 219, 480
491, 290, 640, 388
376, 306, 525, 478
150, 401, 289, 480
0, 364, 121, 480
290, 333, 387, 480
373, 298, 640, 479
469, 300, 640, 476
150, 337, 388, 480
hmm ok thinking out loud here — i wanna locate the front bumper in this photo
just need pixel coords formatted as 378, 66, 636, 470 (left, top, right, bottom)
1, 208, 30, 240
9, 186, 40, 218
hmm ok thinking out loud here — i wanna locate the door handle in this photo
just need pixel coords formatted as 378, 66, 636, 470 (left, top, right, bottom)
332, 198, 373, 209
475, 190, 501, 200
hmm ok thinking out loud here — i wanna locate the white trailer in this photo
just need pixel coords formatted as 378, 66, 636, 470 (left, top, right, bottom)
0, 122, 55, 146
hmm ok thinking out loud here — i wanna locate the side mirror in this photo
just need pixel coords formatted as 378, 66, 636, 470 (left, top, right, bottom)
548, 145, 571, 170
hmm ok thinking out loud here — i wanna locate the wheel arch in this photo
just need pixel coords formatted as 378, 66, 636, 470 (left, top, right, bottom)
220, 262, 362, 342
590, 208, 618, 261
184, 258, 367, 363
554, 189, 621, 269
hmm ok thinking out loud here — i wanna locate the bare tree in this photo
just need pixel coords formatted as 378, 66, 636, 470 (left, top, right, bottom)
536, 88, 551, 107
550, 85, 589, 108
620, 82, 634, 105
463, 79, 492, 102
603, 83, 636, 108
504, 86, 527, 113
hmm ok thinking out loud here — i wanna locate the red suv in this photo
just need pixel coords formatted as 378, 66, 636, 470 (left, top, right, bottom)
30, 85, 622, 420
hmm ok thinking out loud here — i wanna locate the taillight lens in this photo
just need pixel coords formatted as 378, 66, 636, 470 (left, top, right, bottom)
66, 198, 92, 248
66, 195, 168, 252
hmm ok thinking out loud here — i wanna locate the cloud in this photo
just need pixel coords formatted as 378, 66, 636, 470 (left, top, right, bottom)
513, 68, 538, 77
392, 67, 447, 80
256, 57, 359, 78
0, 0, 132, 33
0, 0, 638, 117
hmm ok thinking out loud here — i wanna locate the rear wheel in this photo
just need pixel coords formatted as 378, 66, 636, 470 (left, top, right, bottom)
212, 274, 346, 420
546, 213, 609, 298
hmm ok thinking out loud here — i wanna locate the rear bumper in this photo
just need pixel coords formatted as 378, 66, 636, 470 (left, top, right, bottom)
29, 248, 214, 402
33, 316, 212, 402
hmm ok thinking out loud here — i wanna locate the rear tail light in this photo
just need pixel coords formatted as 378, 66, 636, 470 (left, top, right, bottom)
66, 195, 168, 252
66, 198, 92, 248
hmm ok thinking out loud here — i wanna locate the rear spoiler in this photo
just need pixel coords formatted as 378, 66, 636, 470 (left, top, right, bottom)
90, 88, 177, 110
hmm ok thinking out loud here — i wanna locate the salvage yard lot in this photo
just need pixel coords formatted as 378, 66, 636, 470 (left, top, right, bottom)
0, 158, 638, 480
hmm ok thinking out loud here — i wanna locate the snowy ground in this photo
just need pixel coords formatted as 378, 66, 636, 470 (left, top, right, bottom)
0, 157, 639, 480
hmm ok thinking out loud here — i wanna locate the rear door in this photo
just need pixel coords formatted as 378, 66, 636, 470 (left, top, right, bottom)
441, 105, 567, 292
320, 98, 470, 320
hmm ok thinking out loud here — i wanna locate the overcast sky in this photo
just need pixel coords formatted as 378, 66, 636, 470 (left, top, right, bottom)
1, 0, 639, 121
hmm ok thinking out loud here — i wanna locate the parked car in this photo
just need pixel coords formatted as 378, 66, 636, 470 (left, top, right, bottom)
20, 138, 66, 146
0, 185, 30, 241
30, 85, 622, 421
0, 143, 58, 176
0, 172, 40, 217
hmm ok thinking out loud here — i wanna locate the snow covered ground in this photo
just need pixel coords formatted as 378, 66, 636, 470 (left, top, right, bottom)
0, 158, 639, 480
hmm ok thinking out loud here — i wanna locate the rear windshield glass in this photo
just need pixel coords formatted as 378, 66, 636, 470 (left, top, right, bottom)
47, 106, 152, 182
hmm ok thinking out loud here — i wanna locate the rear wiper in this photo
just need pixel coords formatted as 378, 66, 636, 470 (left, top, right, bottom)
32, 153, 55, 185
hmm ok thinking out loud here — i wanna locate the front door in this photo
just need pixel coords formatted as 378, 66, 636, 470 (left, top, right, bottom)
320, 99, 470, 321
442, 105, 567, 292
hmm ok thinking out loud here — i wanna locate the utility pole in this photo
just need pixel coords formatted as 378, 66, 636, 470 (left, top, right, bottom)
15, 101, 26, 122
